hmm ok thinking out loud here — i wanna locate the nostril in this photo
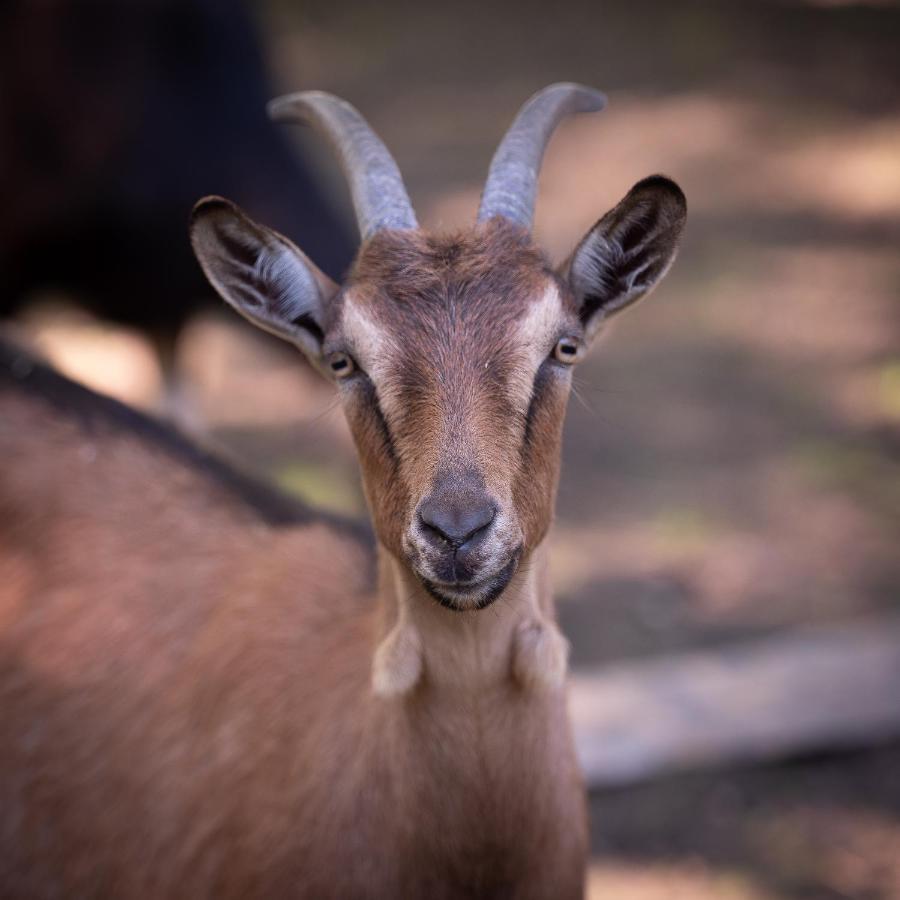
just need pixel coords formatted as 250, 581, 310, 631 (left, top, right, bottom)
418, 512, 449, 546
418, 499, 496, 549
462, 503, 497, 542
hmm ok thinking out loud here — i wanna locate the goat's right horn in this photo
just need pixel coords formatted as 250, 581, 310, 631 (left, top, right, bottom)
477, 83, 607, 229
268, 91, 418, 240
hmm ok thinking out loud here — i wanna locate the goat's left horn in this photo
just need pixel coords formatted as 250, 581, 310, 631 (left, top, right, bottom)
477, 83, 606, 229
268, 91, 418, 240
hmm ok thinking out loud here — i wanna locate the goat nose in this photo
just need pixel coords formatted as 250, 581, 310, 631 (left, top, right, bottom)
418, 496, 496, 548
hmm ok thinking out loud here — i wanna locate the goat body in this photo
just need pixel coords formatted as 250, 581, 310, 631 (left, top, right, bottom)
0, 82, 686, 897
0, 344, 585, 898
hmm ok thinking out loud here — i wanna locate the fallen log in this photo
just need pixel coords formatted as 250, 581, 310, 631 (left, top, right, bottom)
569, 615, 900, 788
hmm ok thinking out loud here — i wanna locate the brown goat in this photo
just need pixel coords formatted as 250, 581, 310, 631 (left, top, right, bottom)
0, 84, 686, 898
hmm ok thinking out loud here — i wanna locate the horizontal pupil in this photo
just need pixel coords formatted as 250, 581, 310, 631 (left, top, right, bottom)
332, 359, 348, 370
560, 344, 576, 355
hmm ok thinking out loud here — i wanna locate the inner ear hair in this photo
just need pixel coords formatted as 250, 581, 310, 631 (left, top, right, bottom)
568, 175, 686, 337
190, 196, 339, 366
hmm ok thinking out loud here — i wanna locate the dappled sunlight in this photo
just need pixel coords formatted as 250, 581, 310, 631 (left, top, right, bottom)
588, 755, 900, 899
704, 245, 900, 364
748, 805, 900, 897
777, 117, 900, 218
13, 300, 164, 410
178, 314, 351, 443
7, 303, 360, 512
274, 459, 365, 515
552, 439, 898, 655
534, 93, 762, 258
427, 90, 900, 260
587, 860, 772, 900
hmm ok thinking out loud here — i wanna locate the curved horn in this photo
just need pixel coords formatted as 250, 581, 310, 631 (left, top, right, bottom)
268, 91, 417, 239
477, 83, 607, 228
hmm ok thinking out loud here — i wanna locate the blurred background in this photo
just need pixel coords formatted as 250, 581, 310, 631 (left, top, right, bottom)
2, 0, 899, 896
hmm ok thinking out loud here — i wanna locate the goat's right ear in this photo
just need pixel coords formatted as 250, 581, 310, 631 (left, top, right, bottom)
190, 196, 339, 366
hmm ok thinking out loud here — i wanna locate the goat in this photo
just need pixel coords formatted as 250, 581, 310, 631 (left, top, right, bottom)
0, 83, 686, 898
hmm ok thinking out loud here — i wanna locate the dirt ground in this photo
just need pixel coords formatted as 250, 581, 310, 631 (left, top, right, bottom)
15, 0, 900, 896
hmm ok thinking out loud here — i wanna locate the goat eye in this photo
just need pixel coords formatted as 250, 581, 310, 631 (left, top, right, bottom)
328, 352, 355, 378
553, 338, 582, 365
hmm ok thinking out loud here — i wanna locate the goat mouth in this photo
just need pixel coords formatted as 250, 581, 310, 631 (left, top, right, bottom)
419, 554, 520, 612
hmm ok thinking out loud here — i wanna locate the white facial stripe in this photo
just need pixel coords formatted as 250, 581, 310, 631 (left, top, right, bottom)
516, 282, 565, 364
342, 281, 563, 436
507, 281, 565, 409
340, 291, 402, 418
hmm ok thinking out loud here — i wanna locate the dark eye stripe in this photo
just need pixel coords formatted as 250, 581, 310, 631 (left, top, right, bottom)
522, 360, 553, 450
359, 376, 398, 464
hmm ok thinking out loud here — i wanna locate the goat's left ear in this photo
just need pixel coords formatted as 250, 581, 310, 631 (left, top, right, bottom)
565, 175, 686, 341
190, 196, 339, 371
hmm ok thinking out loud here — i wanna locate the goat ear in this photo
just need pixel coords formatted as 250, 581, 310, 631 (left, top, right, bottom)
566, 176, 686, 340
190, 196, 339, 365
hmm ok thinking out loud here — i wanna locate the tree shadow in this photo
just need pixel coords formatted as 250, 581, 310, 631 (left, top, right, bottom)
588, 741, 900, 898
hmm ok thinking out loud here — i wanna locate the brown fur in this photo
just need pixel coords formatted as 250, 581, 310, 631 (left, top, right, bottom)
0, 334, 587, 899
336, 219, 578, 561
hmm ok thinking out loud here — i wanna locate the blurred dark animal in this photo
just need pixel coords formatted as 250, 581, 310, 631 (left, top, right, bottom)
0, 84, 686, 898
0, 0, 354, 368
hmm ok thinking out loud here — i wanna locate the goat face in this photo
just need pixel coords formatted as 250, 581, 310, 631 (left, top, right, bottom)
190, 87, 686, 610
332, 222, 576, 609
